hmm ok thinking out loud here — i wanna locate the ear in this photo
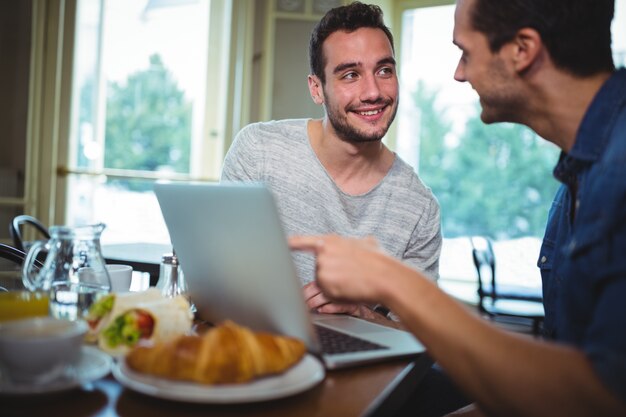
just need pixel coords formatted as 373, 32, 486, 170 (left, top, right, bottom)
308, 75, 324, 105
509, 28, 543, 73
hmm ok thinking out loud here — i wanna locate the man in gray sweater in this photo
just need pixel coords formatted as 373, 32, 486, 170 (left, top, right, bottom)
221, 2, 441, 322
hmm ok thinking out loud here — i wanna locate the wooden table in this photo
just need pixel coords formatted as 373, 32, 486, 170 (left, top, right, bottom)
94, 243, 434, 415
2, 354, 432, 417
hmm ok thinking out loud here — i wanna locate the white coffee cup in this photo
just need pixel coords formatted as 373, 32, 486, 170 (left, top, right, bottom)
105, 264, 133, 292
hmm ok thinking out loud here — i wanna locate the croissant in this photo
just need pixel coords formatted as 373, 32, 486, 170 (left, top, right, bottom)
125, 320, 307, 384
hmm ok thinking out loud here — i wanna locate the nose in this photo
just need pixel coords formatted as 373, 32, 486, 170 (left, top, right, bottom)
454, 59, 466, 82
360, 74, 383, 102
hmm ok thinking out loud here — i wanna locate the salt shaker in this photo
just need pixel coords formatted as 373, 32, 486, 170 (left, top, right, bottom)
156, 250, 195, 312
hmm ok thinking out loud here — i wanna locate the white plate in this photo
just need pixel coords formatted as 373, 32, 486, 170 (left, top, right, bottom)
0, 346, 112, 395
112, 353, 325, 403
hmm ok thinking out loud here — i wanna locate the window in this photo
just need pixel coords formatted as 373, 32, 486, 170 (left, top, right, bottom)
65, 0, 228, 244
615, 0, 626, 67
397, 1, 626, 290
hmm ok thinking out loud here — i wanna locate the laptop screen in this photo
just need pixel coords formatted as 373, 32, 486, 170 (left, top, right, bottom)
154, 182, 320, 352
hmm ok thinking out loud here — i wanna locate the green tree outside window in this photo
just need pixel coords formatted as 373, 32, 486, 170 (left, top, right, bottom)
104, 54, 192, 190
413, 81, 560, 240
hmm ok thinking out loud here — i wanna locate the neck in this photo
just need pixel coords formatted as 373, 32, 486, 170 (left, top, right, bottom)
307, 119, 394, 195
523, 70, 612, 152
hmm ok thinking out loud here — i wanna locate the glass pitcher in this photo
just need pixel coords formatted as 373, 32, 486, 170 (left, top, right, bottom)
22, 223, 111, 320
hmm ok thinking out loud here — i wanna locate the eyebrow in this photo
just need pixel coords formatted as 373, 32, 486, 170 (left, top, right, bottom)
332, 56, 397, 75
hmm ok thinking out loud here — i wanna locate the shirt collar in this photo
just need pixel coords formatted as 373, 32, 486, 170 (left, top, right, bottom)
569, 68, 626, 162
554, 68, 626, 184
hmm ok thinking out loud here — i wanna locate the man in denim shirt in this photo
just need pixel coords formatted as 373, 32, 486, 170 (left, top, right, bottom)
290, 0, 626, 415
539, 68, 626, 360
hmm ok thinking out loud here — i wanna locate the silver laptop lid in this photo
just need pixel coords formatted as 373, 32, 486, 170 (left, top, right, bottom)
154, 182, 320, 352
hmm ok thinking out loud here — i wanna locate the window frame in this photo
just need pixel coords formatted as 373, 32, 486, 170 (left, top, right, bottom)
27, 0, 256, 229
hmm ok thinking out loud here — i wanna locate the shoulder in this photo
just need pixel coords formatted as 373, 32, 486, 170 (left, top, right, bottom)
237, 119, 308, 141
573, 123, 626, 253
388, 155, 438, 202
229, 119, 308, 153
374, 155, 441, 224
606, 107, 626, 159
596, 104, 626, 177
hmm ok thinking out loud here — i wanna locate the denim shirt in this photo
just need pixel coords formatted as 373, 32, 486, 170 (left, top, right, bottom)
538, 68, 626, 402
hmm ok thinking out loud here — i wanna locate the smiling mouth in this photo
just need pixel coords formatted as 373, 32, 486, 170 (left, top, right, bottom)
354, 106, 387, 117
357, 109, 382, 116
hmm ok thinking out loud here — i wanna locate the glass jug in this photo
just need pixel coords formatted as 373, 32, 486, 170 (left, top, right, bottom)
22, 223, 111, 320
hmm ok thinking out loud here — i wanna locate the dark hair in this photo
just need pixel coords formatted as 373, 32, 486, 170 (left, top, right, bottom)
309, 2, 394, 84
471, 0, 615, 76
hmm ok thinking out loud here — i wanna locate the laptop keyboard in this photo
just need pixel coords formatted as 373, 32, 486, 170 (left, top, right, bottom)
314, 325, 387, 354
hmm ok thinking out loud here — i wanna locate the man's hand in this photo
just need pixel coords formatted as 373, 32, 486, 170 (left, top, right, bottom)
292, 235, 414, 329
302, 281, 384, 318
303, 281, 355, 313
290, 234, 385, 303
302, 280, 403, 328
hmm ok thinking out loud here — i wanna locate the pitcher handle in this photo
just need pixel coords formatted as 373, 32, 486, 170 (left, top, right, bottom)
22, 240, 48, 291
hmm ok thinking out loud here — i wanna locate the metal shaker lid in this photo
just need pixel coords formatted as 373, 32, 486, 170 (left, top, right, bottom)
161, 250, 180, 265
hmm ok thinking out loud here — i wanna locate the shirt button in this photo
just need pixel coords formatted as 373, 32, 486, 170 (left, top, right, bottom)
541, 256, 547, 263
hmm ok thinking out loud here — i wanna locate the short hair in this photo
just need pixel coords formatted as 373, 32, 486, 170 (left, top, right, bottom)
470, 0, 615, 77
309, 2, 394, 84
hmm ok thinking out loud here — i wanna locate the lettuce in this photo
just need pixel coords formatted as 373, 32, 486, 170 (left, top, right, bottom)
87, 294, 115, 320
102, 312, 141, 348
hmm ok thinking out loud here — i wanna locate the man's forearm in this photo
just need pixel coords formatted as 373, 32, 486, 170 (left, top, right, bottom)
378, 260, 626, 417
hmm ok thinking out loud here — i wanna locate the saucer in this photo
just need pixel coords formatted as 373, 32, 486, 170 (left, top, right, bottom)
0, 346, 111, 395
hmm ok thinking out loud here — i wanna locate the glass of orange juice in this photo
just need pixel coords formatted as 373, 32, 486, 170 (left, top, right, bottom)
0, 290, 49, 322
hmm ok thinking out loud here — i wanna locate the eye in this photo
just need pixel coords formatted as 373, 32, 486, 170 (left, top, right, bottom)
377, 66, 394, 78
342, 71, 359, 81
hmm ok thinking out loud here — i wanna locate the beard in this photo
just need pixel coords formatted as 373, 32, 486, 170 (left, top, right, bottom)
477, 59, 524, 124
479, 94, 525, 125
324, 97, 398, 143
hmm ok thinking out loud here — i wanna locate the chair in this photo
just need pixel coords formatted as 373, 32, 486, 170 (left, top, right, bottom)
0, 243, 43, 291
9, 215, 50, 253
0, 243, 30, 266
470, 236, 545, 336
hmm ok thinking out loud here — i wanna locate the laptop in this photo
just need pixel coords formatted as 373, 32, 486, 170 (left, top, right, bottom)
154, 182, 425, 369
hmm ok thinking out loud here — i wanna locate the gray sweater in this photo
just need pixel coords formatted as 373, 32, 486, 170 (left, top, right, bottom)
221, 119, 442, 284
